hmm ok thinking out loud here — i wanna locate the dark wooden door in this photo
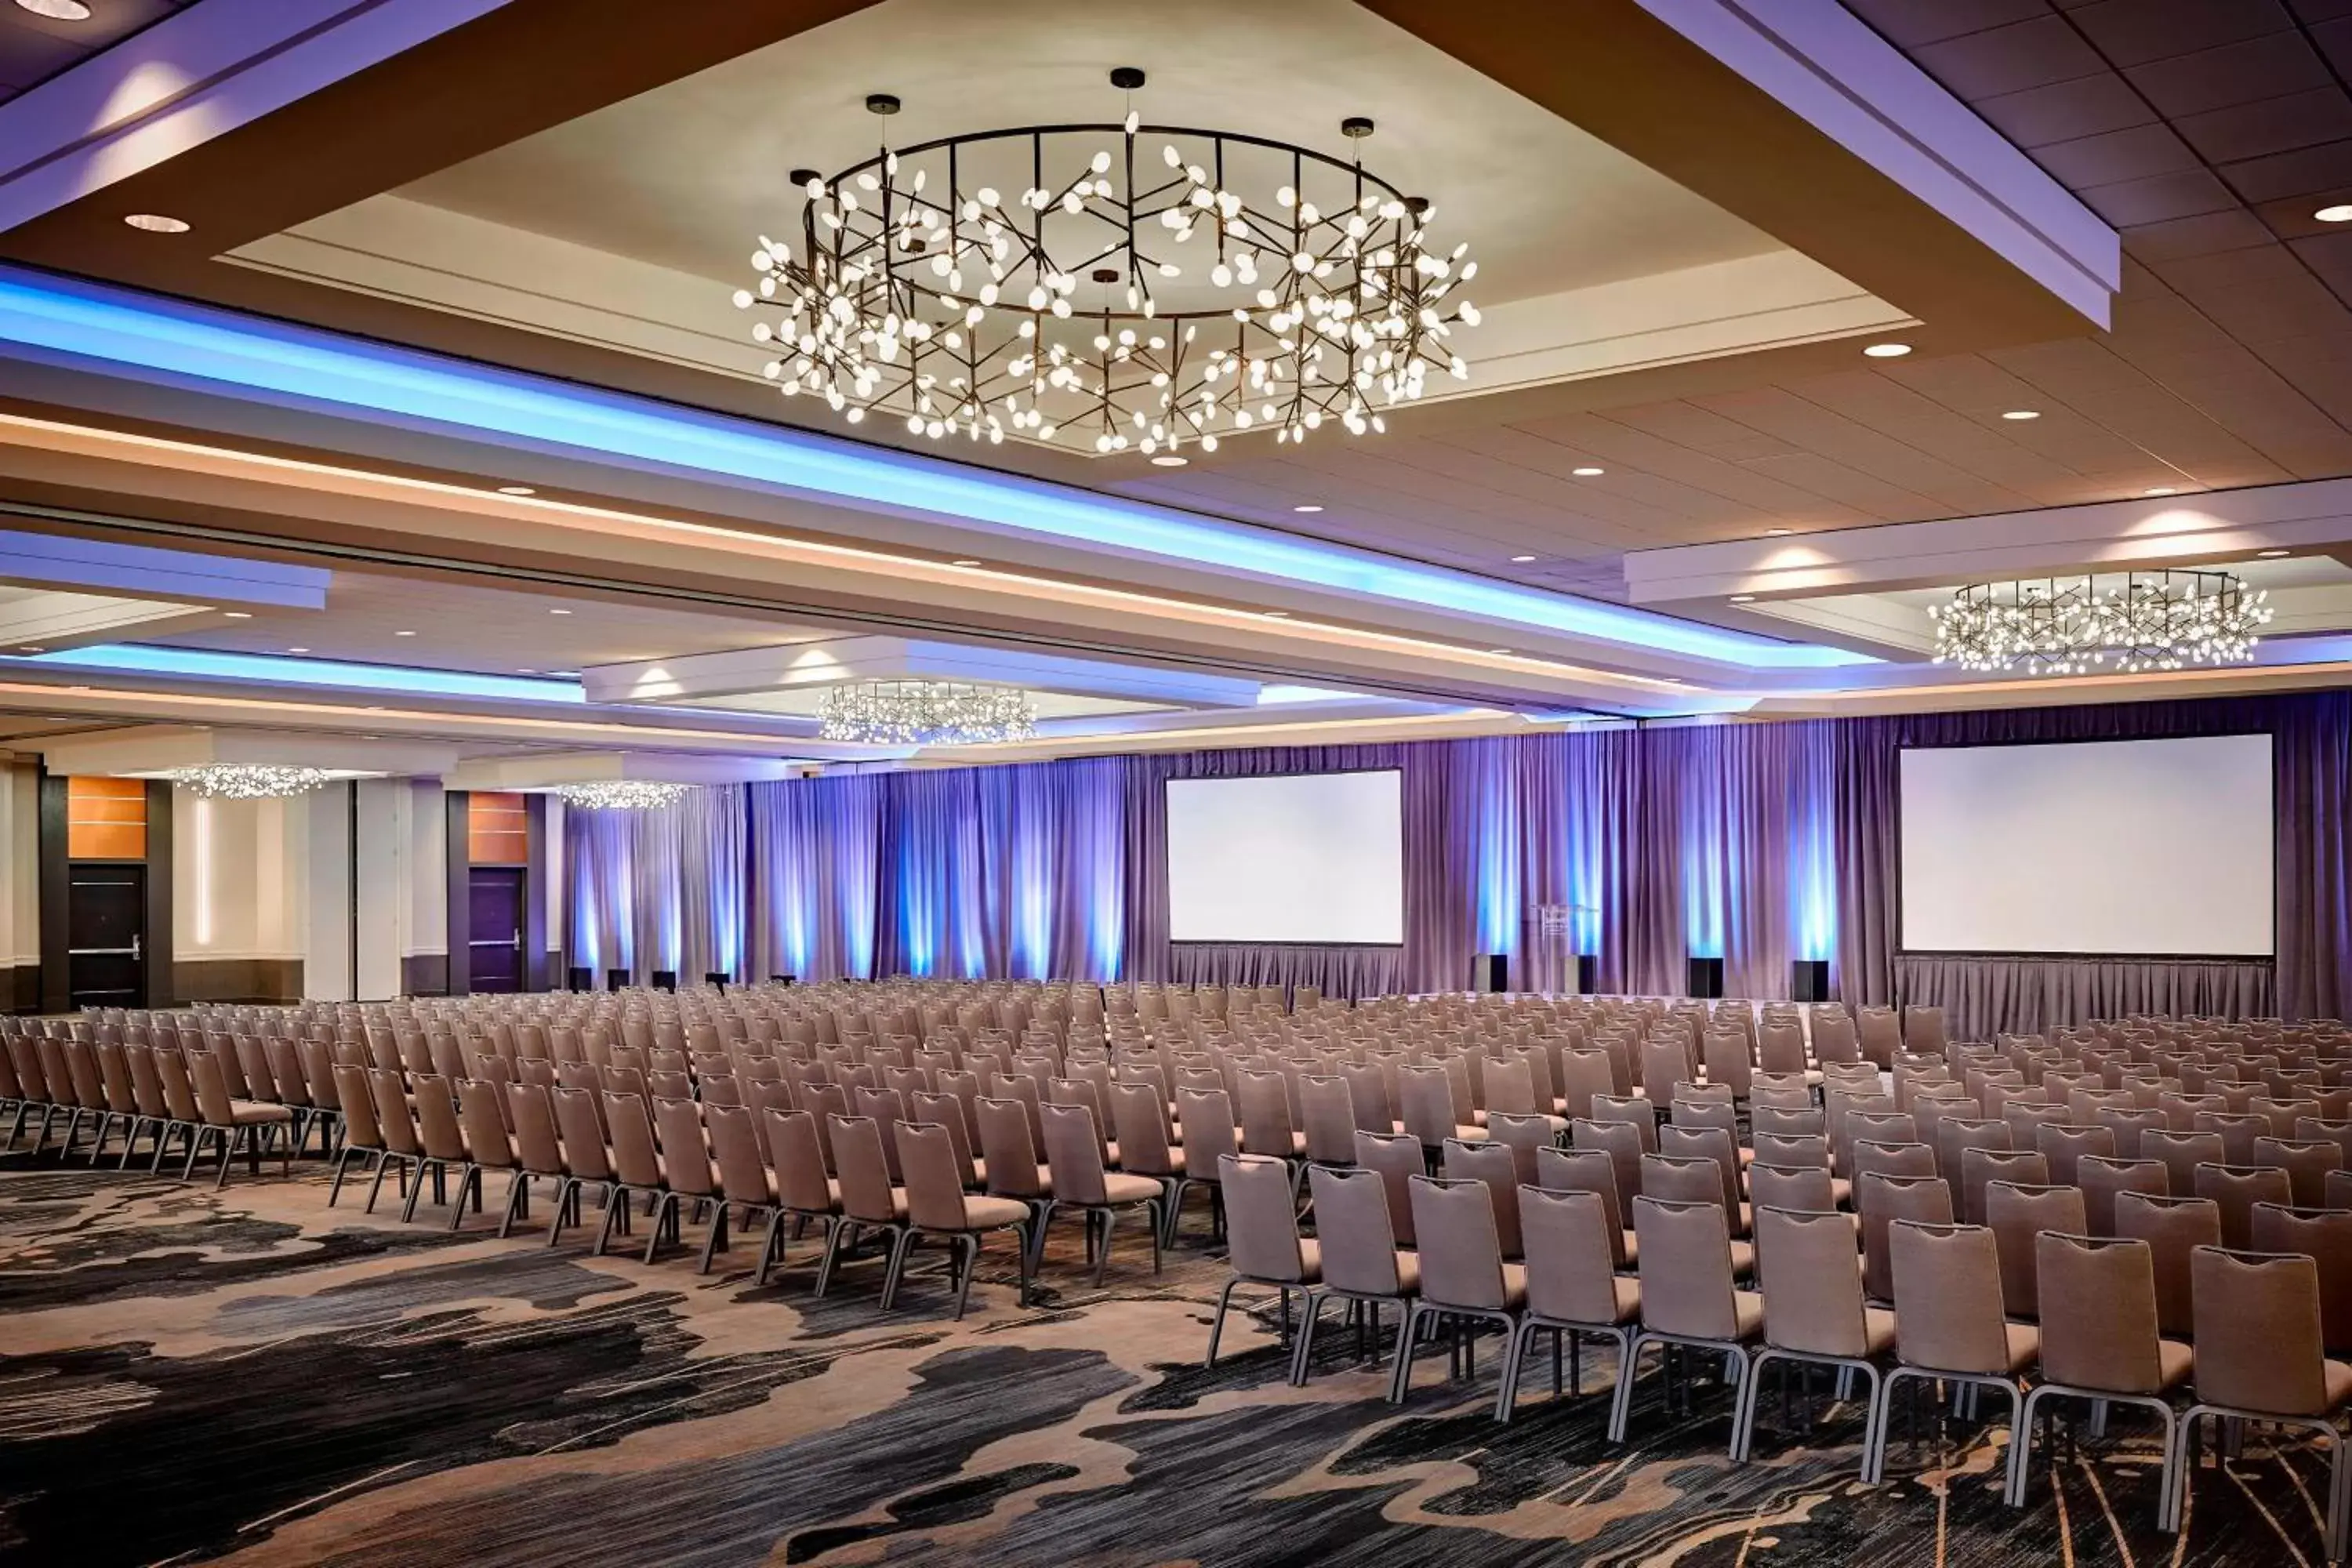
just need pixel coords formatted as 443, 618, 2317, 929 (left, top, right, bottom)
466, 866, 525, 993
68, 864, 146, 1007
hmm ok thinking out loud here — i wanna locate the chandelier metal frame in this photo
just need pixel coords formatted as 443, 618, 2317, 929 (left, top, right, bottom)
162, 764, 336, 800
739, 68, 1475, 456
818, 681, 1038, 746
1929, 568, 2274, 676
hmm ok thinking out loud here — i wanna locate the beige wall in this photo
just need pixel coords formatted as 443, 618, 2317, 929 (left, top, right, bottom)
2, 759, 37, 977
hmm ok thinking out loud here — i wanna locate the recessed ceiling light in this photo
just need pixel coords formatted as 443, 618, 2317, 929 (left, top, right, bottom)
1486, 647, 1512, 655
2143, 487, 2178, 496
550, 670, 579, 677
548, 608, 572, 615
2319, 205, 2352, 223
223, 611, 252, 619
2002, 409, 2040, 420
287, 647, 309, 654
1150, 455, 1188, 467
394, 630, 416, 637
123, 212, 190, 234
1765, 528, 1792, 537
1863, 342, 1911, 358
951, 559, 982, 567
1292, 504, 1324, 514
1263, 610, 1290, 618
517, 666, 537, 673
16, 644, 44, 653
1510, 554, 1537, 563
1729, 594, 1756, 604
496, 485, 536, 496
1572, 466, 1604, 477
16, 0, 94, 18
2259, 548, 2291, 558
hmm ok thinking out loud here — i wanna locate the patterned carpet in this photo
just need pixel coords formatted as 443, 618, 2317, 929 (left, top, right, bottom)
0, 1148, 2339, 1567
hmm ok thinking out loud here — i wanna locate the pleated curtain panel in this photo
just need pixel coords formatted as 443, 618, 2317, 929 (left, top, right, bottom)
561, 689, 2352, 1038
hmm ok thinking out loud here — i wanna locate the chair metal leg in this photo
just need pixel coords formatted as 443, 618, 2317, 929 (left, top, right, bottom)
1496, 1319, 1533, 1423
496, 1171, 530, 1240
953, 1234, 981, 1320
1390, 1304, 1427, 1404
1205, 1276, 1241, 1369
697, 1200, 731, 1274
814, 1218, 852, 1297
1093, 1207, 1116, 1287
753, 1207, 788, 1284
1609, 1333, 1653, 1443
448, 1164, 481, 1229
1013, 1219, 1033, 1307
1292, 1289, 1326, 1386
549, 1178, 580, 1248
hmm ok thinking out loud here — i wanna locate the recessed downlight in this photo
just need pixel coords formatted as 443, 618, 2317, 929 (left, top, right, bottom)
2319, 205, 2352, 223
1150, 455, 1188, 467
223, 611, 252, 619
1292, 503, 1324, 514
548, 607, 572, 615
1486, 647, 1512, 655
394, 630, 416, 637
16, 0, 94, 17
1263, 610, 1290, 618
1863, 342, 1911, 358
1729, 594, 1756, 604
287, 647, 309, 654
951, 558, 982, 567
123, 212, 190, 234
1571, 466, 1604, 477
2002, 409, 2040, 420
497, 485, 536, 495
2259, 549, 2291, 558
2143, 487, 2178, 496
16, 644, 44, 653
1765, 528, 1792, 537
1510, 554, 1536, 563
550, 670, 579, 677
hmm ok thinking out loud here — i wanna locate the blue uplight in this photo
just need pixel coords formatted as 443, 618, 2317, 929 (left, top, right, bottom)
13, 644, 586, 703
0, 267, 1872, 672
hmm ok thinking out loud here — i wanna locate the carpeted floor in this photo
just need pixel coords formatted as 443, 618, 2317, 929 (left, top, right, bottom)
0, 1145, 2337, 1567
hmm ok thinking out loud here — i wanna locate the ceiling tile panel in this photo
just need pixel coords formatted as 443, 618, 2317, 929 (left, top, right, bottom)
2031, 122, 2205, 187
2173, 87, 2352, 167
2066, 0, 2293, 68
2120, 208, 2281, 262
2125, 31, 2327, 117
1972, 71, 2158, 146
1837, 0, 2053, 49
1907, 16, 2111, 98
2074, 166, 2243, 225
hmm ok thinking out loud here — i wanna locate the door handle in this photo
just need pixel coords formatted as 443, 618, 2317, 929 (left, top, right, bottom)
513, 928, 523, 953
132, 933, 142, 962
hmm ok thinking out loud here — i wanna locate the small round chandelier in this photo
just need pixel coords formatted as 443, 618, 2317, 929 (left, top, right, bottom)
551, 781, 694, 811
737, 67, 1476, 456
163, 764, 333, 800
1930, 569, 2274, 676
819, 681, 1037, 746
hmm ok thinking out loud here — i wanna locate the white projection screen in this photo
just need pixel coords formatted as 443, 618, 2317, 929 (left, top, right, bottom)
1165, 771, 1405, 944
1900, 735, 2274, 956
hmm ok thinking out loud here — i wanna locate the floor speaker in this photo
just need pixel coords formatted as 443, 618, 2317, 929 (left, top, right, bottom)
652, 969, 678, 993
605, 968, 630, 992
1687, 956, 1725, 999
704, 971, 731, 993
1791, 958, 1831, 1003
1576, 953, 1599, 995
566, 966, 593, 993
1471, 953, 1508, 993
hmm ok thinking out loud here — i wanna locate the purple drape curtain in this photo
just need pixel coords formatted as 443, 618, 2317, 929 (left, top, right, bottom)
563, 691, 2352, 1033
564, 786, 746, 985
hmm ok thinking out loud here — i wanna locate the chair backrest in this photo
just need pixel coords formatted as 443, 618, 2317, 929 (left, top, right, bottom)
829, 1114, 901, 1224
1755, 1204, 1870, 1356
551, 1087, 612, 1181
188, 1049, 240, 1129
975, 1095, 1048, 1199
1298, 1074, 1359, 1165
2251, 1203, 2352, 1354
333, 1063, 383, 1149
2190, 1246, 2332, 1416
1520, 1186, 1628, 1325
1308, 1163, 1408, 1295
1038, 1101, 1111, 1206
2034, 1123, 2115, 1187
899, 1120, 974, 1232
2113, 1191, 2223, 1338
459, 1078, 517, 1171
1396, 1065, 1460, 1149
654, 1098, 716, 1196
1751, 1131, 1829, 1171
768, 1109, 833, 1214
2078, 1155, 2169, 1236
1857, 1171, 1954, 1302
1632, 1195, 1741, 1340
1641, 1152, 1728, 1216
2144, 1129, 2225, 1197
2253, 1137, 2343, 1208
1441, 1138, 1524, 1260
1352, 1129, 1424, 1247
509, 1082, 565, 1178
1222, 1152, 1309, 1283
2195, 1162, 2294, 1249
1984, 1181, 2085, 1320
1748, 1163, 1836, 1213
1410, 1175, 1514, 1312
1572, 1117, 1648, 1215
412, 1075, 472, 1161
605, 1093, 662, 1187
1658, 1123, 1742, 1225
1960, 1146, 2049, 1225
1850, 1139, 1939, 1184
2095, 1105, 2172, 1160
1889, 1221, 2013, 1375
2036, 1232, 2165, 1394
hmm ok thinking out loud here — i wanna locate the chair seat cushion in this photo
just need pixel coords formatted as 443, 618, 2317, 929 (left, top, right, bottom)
1733, 1289, 1766, 1337
1394, 1250, 1421, 1295
2328, 1358, 2352, 1408
961, 1194, 1031, 1229
2003, 1322, 2041, 1374
1862, 1305, 1899, 1358
1728, 1239, 1755, 1279
1294, 1236, 1324, 1284
2157, 1338, 2194, 1390
226, 1100, 295, 1126
1610, 1276, 1642, 1323
1498, 1261, 1529, 1311
1102, 1171, 1163, 1204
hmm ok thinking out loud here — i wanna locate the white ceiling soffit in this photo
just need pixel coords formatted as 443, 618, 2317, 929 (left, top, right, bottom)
0, 527, 329, 609
446, 751, 805, 790
223, 0, 1924, 448
585, 635, 1264, 710
0, 0, 517, 233
0, 586, 209, 653
38, 724, 459, 779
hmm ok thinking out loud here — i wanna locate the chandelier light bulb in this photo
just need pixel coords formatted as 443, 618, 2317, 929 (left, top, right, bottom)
550, 781, 695, 810
818, 681, 1037, 746
164, 764, 334, 800
1930, 569, 2272, 677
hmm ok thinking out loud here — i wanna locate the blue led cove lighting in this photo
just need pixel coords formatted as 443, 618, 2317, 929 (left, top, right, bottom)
9, 644, 586, 703
0, 267, 1871, 671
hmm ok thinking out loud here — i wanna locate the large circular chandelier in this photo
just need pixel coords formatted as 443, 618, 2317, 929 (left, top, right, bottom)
820, 681, 1037, 746
163, 764, 333, 800
552, 781, 694, 811
1930, 570, 2273, 675
736, 68, 1476, 456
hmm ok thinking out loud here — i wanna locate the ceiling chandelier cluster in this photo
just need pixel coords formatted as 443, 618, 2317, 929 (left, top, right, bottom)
1930, 569, 2274, 676
819, 681, 1038, 746
552, 781, 695, 811
162, 764, 335, 800
738, 67, 1475, 456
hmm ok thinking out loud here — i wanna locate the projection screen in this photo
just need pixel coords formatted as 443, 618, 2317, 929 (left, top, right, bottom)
1165, 771, 1405, 944
1899, 735, 2274, 956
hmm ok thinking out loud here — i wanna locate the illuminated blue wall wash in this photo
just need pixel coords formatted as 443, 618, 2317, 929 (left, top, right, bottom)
14, 645, 586, 702
0, 267, 1871, 672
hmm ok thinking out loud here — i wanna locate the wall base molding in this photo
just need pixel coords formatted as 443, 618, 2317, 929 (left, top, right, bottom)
175, 958, 303, 1004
